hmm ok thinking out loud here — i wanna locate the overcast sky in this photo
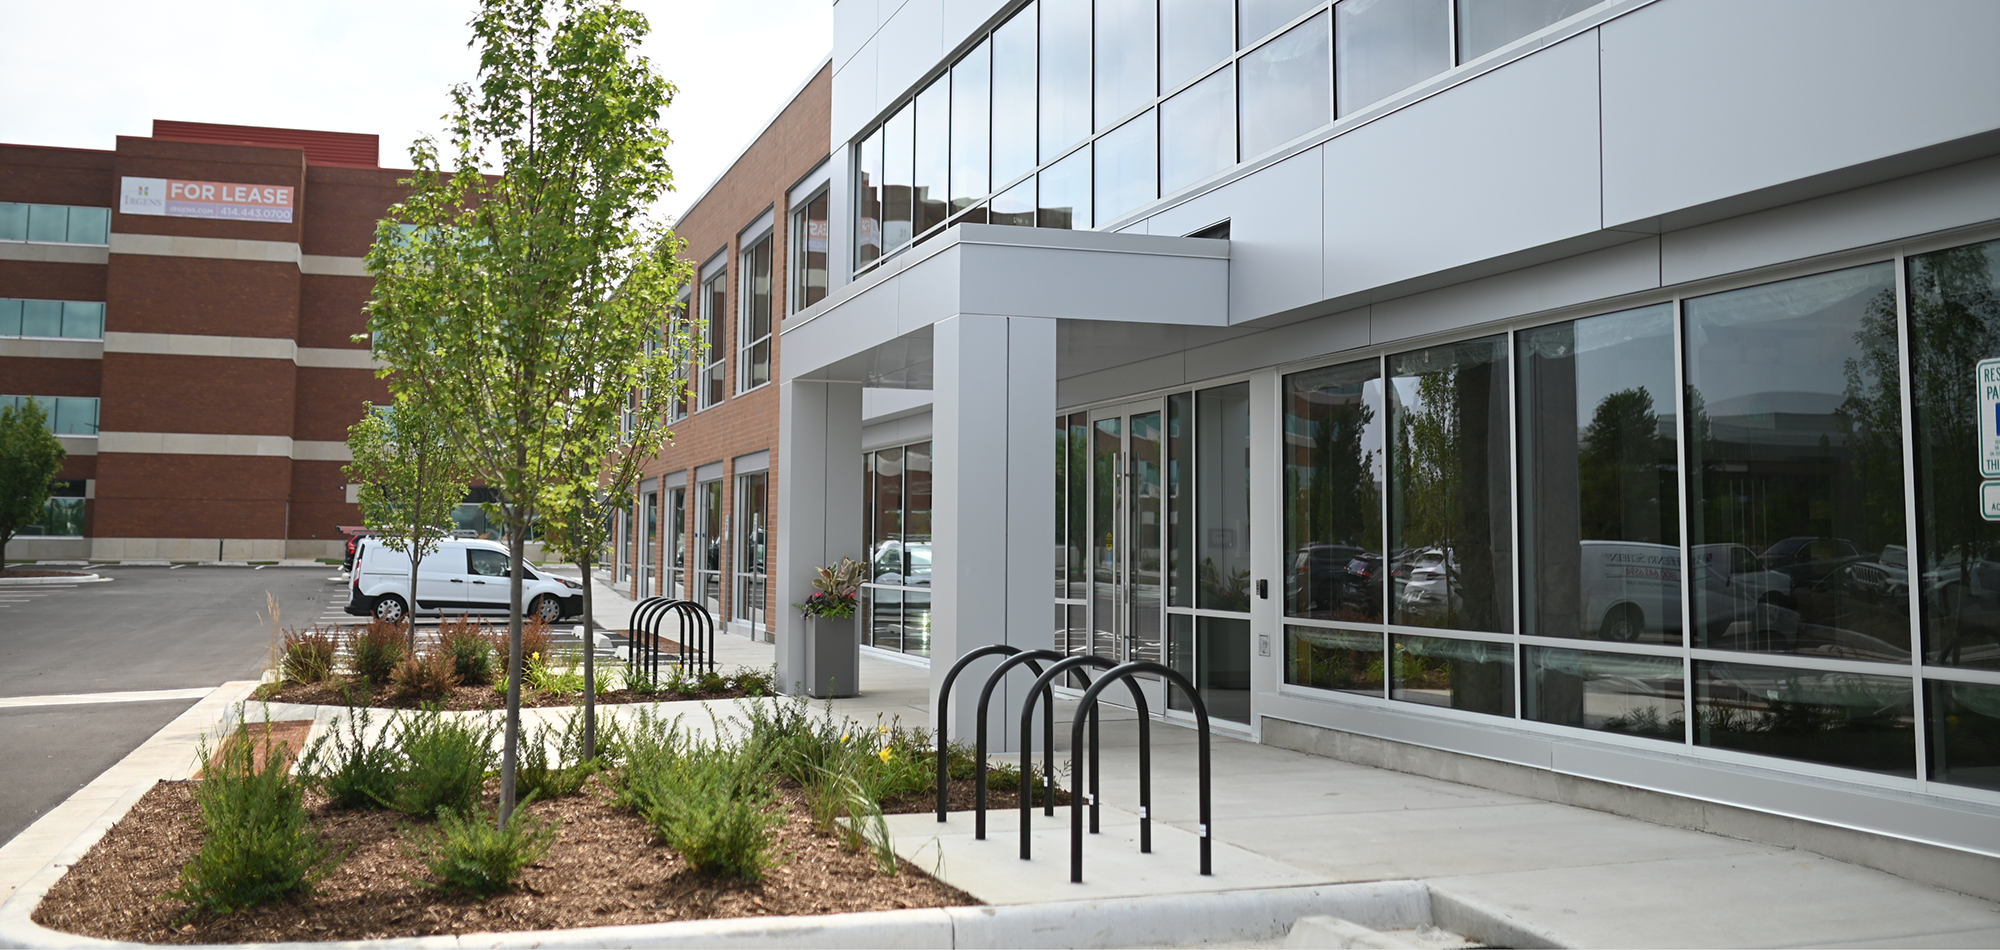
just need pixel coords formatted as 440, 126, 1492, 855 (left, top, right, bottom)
0, 0, 831, 221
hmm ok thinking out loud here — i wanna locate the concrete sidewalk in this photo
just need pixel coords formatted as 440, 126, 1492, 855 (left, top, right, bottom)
5, 577, 1995, 947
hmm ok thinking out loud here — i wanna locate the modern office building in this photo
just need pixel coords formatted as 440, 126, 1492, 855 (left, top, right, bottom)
617, 63, 838, 641
772, 0, 2000, 880
1, 121, 397, 561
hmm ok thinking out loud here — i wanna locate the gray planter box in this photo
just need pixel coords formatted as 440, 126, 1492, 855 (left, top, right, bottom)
803, 613, 859, 698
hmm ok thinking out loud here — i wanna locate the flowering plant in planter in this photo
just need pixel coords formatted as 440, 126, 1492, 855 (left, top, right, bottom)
796, 557, 865, 619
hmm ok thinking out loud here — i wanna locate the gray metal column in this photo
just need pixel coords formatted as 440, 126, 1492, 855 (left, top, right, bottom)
776, 378, 864, 696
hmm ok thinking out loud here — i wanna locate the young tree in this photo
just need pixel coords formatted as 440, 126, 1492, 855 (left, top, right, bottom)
365, 0, 693, 823
0, 400, 67, 568
344, 396, 473, 643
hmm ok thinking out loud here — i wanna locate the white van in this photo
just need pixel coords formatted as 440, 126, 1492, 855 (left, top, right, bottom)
344, 537, 583, 624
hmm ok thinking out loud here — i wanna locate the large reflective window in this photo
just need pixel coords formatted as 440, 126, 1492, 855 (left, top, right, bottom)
992, 3, 1039, 188
1096, 0, 1156, 130
1908, 238, 2000, 670
950, 40, 992, 215
1695, 661, 1914, 776
1927, 680, 2000, 791
1240, 0, 1320, 49
1161, 0, 1233, 93
1685, 263, 1908, 660
1240, 11, 1331, 160
1038, 145, 1090, 230
1198, 382, 1254, 611
1525, 646, 1683, 740
1041, 0, 1092, 163
855, 127, 882, 269
991, 178, 1036, 227
1518, 304, 1680, 644
1388, 336, 1513, 632
1286, 626, 1385, 695
1284, 358, 1386, 622
1335, 0, 1450, 117
1170, 614, 1253, 722
1169, 392, 1195, 607
1095, 111, 1158, 224
1160, 65, 1235, 195
1457, 0, 1598, 62
1068, 411, 1091, 602
914, 79, 950, 237
882, 102, 914, 254
1392, 634, 1514, 715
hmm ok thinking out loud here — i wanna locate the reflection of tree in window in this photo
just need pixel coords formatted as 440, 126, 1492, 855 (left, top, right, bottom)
1577, 387, 1671, 544
1391, 341, 1508, 633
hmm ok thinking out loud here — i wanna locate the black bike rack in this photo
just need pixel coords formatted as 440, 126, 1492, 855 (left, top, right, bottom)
1069, 661, 1212, 883
970, 649, 1067, 840
625, 597, 716, 683
935, 644, 1029, 823
1016, 654, 1151, 860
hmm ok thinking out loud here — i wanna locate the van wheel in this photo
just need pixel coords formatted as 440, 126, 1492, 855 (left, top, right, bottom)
372, 594, 409, 624
1599, 605, 1643, 642
532, 594, 562, 624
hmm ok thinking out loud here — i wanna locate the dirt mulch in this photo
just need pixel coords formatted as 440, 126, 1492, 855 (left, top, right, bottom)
34, 778, 976, 945
207, 721, 314, 773
257, 680, 757, 711
0, 568, 89, 578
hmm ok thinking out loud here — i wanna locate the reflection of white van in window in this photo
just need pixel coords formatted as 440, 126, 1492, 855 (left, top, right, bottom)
1579, 541, 1684, 641
345, 537, 582, 624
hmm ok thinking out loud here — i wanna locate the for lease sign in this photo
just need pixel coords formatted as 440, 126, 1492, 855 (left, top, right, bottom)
119, 176, 294, 223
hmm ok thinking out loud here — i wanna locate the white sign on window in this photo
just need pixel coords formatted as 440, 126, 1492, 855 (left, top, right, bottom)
1981, 358, 2000, 477
1982, 481, 2000, 522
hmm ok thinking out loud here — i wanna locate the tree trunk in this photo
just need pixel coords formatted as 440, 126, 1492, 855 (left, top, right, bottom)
500, 517, 525, 826
407, 442, 426, 650
582, 547, 596, 761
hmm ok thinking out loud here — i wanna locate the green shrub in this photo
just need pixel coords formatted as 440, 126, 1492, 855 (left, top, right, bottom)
412, 805, 559, 899
515, 713, 596, 801
347, 619, 407, 685
807, 764, 898, 875
733, 666, 775, 697
526, 648, 583, 695
279, 626, 337, 684
613, 710, 782, 881
392, 707, 498, 818
624, 664, 662, 695
439, 617, 496, 686
391, 647, 462, 701
298, 704, 400, 810
168, 713, 334, 915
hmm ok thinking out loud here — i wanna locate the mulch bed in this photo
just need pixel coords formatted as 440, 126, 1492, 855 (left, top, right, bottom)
257, 680, 758, 711
34, 778, 978, 945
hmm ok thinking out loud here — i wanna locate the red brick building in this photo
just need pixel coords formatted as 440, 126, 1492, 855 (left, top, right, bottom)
1, 120, 398, 561
617, 62, 832, 640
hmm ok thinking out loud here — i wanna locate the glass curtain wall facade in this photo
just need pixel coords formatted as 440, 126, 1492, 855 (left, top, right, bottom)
864, 442, 934, 656
852, 0, 1606, 273
1271, 237, 2000, 792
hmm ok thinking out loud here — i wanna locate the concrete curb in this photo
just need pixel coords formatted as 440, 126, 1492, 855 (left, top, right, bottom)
0, 574, 107, 586
0, 781, 157, 950
1426, 884, 1573, 950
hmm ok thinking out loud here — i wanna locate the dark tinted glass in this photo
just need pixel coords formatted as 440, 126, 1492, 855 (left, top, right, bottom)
1197, 382, 1254, 611
856, 128, 883, 268
1695, 661, 1914, 776
1169, 614, 1252, 722
1456, 0, 1598, 61
1284, 358, 1385, 622
1389, 336, 1513, 632
1392, 634, 1514, 715
914, 79, 950, 237
1908, 238, 2000, 670
1161, 0, 1233, 92
1240, 0, 1319, 49
1239, 11, 1331, 158
1928, 679, 2000, 791
992, 3, 1039, 187
1525, 646, 1683, 740
1096, 0, 1156, 130
1286, 625, 1384, 695
1335, 0, 1450, 117
1160, 65, 1235, 194
1518, 304, 1681, 644
1095, 111, 1158, 224
1685, 263, 1908, 659
1041, 0, 1092, 162
950, 41, 991, 213
1037, 145, 1090, 230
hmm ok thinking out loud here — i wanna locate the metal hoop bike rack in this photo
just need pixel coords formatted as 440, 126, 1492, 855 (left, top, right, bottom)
1015, 653, 1151, 859
1068, 661, 1212, 883
968, 649, 1070, 840
936, 644, 1038, 822
625, 597, 716, 683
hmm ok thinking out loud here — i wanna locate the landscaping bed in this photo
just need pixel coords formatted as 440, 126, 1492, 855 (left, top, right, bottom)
254, 678, 768, 711
0, 568, 90, 578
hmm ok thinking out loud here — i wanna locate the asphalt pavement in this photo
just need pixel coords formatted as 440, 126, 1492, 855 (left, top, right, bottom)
0, 565, 341, 847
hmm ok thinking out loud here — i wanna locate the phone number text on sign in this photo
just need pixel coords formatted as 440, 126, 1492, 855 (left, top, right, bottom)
119, 177, 294, 223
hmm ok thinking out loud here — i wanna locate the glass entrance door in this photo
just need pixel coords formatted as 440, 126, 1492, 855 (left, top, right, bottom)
1088, 401, 1166, 709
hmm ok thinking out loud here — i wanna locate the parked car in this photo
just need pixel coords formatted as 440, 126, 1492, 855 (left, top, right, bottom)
345, 537, 583, 623
339, 526, 377, 572
1287, 544, 1366, 612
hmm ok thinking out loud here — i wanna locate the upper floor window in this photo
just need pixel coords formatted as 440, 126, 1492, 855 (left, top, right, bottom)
666, 299, 691, 423
739, 235, 774, 392
790, 189, 829, 312
699, 268, 728, 409
0, 203, 110, 245
1, 395, 100, 435
0, 299, 105, 340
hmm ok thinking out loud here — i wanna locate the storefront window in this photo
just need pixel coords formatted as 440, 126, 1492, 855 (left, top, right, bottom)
863, 441, 934, 657
1283, 358, 1385, 622
1525, 646, 1683, 740
1927, 680, 2000, 791
1285, 625, 1383, 696
1685, 263, 1908, 659
1391, 633, 1514, 715
1694, 660, 1914, 776
736, 471, 767, 630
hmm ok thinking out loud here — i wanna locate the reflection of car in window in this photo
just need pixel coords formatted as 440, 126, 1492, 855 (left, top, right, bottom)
868, 540, 932, 587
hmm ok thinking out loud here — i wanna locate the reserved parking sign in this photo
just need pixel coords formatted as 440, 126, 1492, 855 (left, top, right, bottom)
1981, 358, 2000, 477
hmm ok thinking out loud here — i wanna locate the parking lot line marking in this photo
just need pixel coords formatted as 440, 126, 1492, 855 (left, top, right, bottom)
0, 687, 215, 709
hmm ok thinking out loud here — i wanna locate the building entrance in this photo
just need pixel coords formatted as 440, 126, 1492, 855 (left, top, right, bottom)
1087, 400, 1166, 711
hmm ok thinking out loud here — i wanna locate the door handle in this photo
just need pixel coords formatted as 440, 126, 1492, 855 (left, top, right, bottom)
450, 579, 463, 583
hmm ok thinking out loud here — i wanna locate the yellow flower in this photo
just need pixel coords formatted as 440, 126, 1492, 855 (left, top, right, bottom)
878, 747, 894, 764
840, 733, 851, 744
879, 726, 891, 734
